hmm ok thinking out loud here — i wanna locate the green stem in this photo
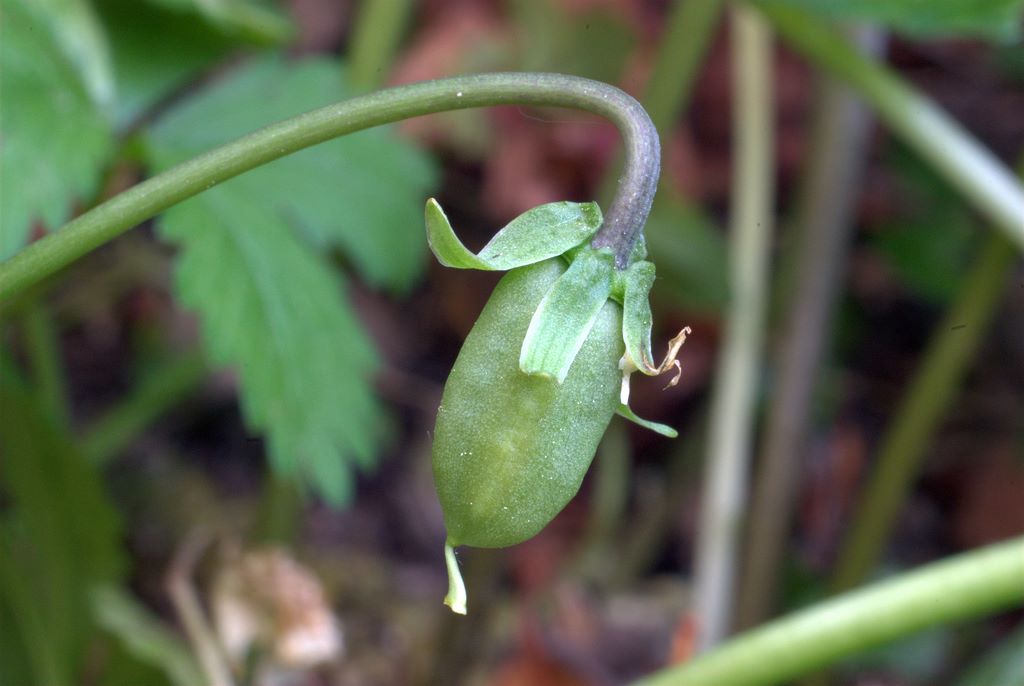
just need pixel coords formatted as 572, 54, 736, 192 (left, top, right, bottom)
81, 351, 206, 465
255, 474, 303, 544
832, 231, 1017, 592
760, 3, 1024, 250
694, 5, 774, 651
347, 0, 414, 91
22, 299, 71, 428
0, 73, 659, 301
635, 536, 1024, 686
737, 27, 881, 629
572, 421, 630, 581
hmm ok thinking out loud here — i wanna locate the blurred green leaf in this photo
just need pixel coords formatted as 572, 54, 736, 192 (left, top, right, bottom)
956, 622, 1024, 686
96, 0, 245, 127
840, 625, 953, 681
644, 194, 729, 314
142, 56, 437, 503
760, 0, 1024, 41
0, 0, 113, 258
92, 585, 203, 686
871, 148, 976, 303
0, 373, 125, 683
152, 175, 381, 504
873, 217, 974, 302
511, 0, 636, 83
35, 0, 115, 107
141, 0, 292, 45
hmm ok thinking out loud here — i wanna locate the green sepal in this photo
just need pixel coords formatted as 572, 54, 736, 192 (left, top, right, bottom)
425, 198, 603, 271
519, 249, 615, 382
616, 404, 678, 438
621, 260, 658, 371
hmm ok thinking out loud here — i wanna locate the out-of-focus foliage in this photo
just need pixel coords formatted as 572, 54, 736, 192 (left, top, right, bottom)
96, 0, 249, 126
0, 374, 124, 685
92, 585, 204, 686
141, 0, 292, 44
144, 57, 436, 503
956, 623, 1024, 686
3, 0, 437, 504
0, 0, 112, 258
871, 150, 976, 303
761, 0, 1024, 41
644, 194, 730, 314
510, 0, 636, 84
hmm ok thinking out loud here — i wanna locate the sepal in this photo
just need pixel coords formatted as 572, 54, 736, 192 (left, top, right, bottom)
616, 404, 678, 438
425, 198, 603, 271
621, 260, 690, 386
519, 249, 615, 382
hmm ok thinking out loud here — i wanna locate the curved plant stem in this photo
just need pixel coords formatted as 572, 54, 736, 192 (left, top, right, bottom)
635, 535, 1024, 686
832, 230, 1017, 592
0, 73, 659, 301
761, 3, 1024, 251
693, 4, 774, 651
737, 27, 882, 629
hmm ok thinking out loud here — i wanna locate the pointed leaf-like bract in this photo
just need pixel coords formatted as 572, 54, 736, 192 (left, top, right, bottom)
425, 198, 603, 271
519, 249, 615, 382
616, 404, 678, 438
622, 260, 658, 371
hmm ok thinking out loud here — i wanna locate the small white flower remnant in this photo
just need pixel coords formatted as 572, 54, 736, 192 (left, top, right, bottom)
212, 547, 342, 669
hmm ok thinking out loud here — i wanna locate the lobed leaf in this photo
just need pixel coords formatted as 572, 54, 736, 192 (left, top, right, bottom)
156, 188, 380, 505
142, 56, 438, 503
0, 0, 113, 259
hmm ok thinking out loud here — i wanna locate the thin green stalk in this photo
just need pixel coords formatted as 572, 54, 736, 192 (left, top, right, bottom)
641, 0, 725, 135
760, 3, 1024, 250
0, 73, 659, 301
82, 351, 207, 465
832, 231, 1017, 592
635, 536, 1024, 686
347, 0, 415, 91
572, 421, 630, 581
22, 299, 71, 428
255, 474, 303, 544
693, 5, 774, 651
737, 27, 881, 629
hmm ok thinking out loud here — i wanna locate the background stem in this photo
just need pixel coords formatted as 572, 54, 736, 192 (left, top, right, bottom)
82, 351, 207, 465
832, 230, 1017, 592
641, 0, 725, 135
761, 3, 1024, 251
347, 0, 414, 91
635, 536, 1024, 686
736, 27, 882, 629
0, 73, 659, 301
22, 298, 72, 429
693, 4, 774, 651
597, 0, 725, 201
